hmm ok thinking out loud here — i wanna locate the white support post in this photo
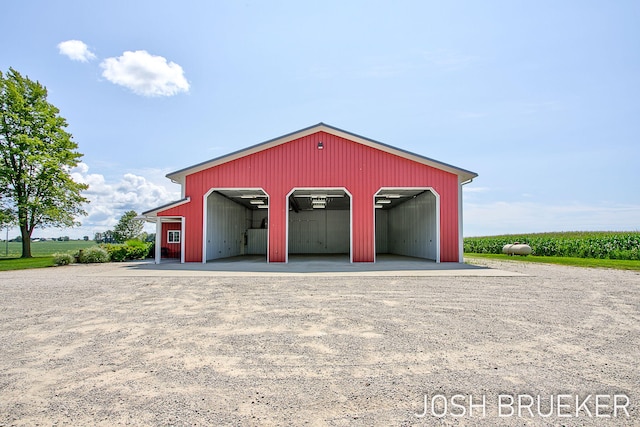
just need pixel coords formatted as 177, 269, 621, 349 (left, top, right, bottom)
180, 217, 185, 264
155, 219, 162, 264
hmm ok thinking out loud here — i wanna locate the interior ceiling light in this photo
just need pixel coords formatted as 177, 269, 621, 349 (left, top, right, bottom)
250, 200, 264, 204
312, 204, 326, 208
240, 194, 265, 199
257, 205, 269, 209
294, 193, 345, 198
376, 199, 391, 204
374, 204, 383, 208
383, 194, 402, 199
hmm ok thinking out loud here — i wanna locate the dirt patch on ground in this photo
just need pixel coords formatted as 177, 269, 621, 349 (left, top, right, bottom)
0, 260, 638, 425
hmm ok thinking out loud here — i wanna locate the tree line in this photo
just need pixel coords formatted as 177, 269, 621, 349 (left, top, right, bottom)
94, 210, 154, 244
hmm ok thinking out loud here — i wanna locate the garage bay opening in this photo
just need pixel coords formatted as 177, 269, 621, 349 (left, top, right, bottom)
204, 189, 269, 262
374, 188, 439, 262
287, 189, 351, 262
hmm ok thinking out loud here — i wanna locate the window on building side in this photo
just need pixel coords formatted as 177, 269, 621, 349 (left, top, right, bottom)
168, 230, 180, 244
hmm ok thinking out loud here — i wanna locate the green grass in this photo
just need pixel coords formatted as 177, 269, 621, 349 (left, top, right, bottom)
465, 253, 640, 271
0, 240, 97, 271
0, 256, 55, 271
0, 240, 97, 258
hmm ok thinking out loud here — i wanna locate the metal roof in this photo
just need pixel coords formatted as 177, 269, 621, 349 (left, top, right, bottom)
141, 197, 190, 216
166, 123, 478, 184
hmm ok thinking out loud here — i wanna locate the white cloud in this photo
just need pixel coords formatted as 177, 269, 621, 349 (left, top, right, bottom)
64, 163, 180, 237
100, 50, 190, 97
57, 40, 96, 62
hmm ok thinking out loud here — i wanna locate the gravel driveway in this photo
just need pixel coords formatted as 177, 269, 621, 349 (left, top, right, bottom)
0, 259, 638, 426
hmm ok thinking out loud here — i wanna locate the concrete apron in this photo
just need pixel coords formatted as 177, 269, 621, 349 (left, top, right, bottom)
87, 254, 525, 277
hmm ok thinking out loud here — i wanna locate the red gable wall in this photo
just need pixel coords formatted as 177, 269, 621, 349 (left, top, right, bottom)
160, 131, 460, 262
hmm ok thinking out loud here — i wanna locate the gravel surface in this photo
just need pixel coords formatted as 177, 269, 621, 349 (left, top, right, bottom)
0, 259, 638, 426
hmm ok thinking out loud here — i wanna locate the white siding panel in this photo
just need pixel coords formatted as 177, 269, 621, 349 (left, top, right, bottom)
247, 229, 267, 254
387, 191, 437, 260
206, 192, 249, 260
288, 210, 350, 254
375, 209, 389, 253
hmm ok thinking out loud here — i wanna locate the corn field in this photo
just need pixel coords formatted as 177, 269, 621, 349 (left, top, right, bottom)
464, 231, 640, 260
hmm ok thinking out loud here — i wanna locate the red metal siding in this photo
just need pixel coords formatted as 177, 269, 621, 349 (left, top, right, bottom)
161, 223, 181, 258
159, 131, 460, 262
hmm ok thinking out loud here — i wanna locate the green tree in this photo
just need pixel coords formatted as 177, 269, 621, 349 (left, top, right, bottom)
113, 210, 144, 242
95, 230, 116, 243
0, 68, 88, 258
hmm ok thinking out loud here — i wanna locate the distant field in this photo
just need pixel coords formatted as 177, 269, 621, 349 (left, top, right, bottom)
0, 240, 97, 258
464, 231, 640, 260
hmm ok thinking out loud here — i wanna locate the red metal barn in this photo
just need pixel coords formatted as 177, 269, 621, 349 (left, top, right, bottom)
142, 123, 477, 264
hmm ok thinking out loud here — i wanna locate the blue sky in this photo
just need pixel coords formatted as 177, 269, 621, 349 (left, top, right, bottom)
1, 0, 639, 238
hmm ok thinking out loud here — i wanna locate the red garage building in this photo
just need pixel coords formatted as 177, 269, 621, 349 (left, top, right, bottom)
142, 123, 477, 264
